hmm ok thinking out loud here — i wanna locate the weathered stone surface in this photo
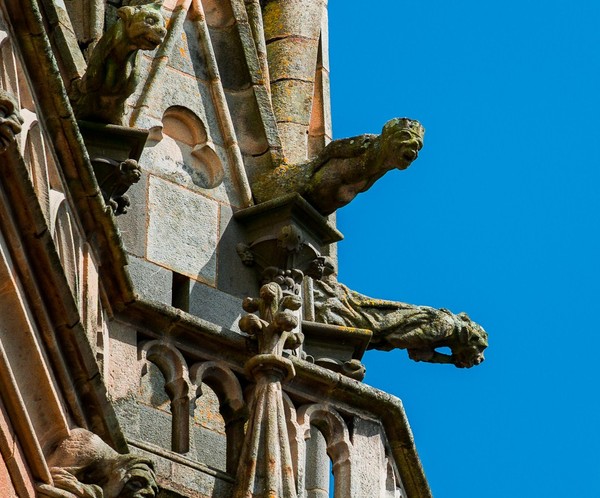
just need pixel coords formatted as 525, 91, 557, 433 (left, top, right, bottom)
208, 26, 251, 91
147, 176, 218, 284
116, 170, 149, 258
127, 255, 173, 306
277, 122, 308, 163
189, 281, 243, 332
192, 425, 227, 473
107, 321, 140, 400
217, 204, 259, 300
305, 426, 330, 497
225, 89, 270, 155
350, 418, 386, 496
271, 79, 314, 126
267, 37, 320, 82
263, 0, 323, 41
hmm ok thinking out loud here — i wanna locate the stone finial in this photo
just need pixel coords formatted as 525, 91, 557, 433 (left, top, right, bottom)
40, 428, 158, 498
253, 117, 425, 215
240, 281, 303, 357
0, 89, 23, 153
314, 278, 488, 368
69, 3, 166, 124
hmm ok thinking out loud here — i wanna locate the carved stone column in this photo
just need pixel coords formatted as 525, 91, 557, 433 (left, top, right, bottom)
233, 282, 303, 498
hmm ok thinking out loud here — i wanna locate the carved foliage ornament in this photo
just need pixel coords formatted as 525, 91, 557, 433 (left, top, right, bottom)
240, 281, 303, 357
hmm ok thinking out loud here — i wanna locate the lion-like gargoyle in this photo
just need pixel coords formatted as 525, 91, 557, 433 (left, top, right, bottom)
253, 117, 424, 215
314, 277, 487, 368
69, 3, 166, 124
41, 428, 158, 498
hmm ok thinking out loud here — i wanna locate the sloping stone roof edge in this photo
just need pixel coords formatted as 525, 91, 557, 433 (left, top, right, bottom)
5, 0, 137, 310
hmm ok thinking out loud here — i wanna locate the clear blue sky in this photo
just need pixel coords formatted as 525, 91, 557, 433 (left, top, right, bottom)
329, 2, 600, 497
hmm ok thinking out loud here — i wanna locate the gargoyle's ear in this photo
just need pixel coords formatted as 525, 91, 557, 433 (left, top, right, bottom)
117, 6, 136, 21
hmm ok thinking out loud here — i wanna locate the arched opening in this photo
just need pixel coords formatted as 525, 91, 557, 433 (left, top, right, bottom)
138, 361, 173, 451
24, 121, 51, 221
305, 424, 331, 497
299, 404, 352, 498
145, 105, 224, 189
50, 193, 82, 305
139, 341, 191, 454
190, 361, 247, 474
191, 384, 227, 472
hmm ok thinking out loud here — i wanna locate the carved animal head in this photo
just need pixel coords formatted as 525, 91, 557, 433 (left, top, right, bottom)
380, 117, 425, 169
449, 312, 488, 368
48, 429, 158, 498
118, 4, 167, 51
0, 89, 23, 152
102, 456, 158, 498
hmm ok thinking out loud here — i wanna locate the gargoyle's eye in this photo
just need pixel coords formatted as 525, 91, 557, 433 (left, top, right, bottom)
145, 16, 157, 25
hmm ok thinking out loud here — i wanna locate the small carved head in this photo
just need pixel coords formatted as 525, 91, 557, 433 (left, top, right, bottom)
380, 117, 425, 168
119, 159, 142, 185
118, 4, 167, 51
236, 243, 255, 266
0, 89, 23, 152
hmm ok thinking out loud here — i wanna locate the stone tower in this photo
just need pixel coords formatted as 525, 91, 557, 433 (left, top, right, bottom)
0, 1, 486, 497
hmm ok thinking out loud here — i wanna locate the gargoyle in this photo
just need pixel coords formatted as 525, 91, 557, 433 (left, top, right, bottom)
253, 117, 424, 215
43, 428, 158, 498
92, 157, 142, 214
69, 3, 166, 124
0, 89, 23, 152
314, 277, 487, 368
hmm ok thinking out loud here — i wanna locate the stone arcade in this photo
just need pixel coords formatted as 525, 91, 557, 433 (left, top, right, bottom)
0, 1, 486, 497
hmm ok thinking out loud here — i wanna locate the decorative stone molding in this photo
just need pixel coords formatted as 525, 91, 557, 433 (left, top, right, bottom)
69, 3, 167, 125
301, 321, 371, 381
38, 428, 158, 498
234, 194, 342, 287
0, 88, 23, 153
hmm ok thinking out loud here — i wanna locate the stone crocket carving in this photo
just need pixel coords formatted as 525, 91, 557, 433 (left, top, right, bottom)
314, 277, 487, 368
253, 117, 424, 215
0, 89, 23, 153
43, 428, 158, 498
69, 4, 166, 124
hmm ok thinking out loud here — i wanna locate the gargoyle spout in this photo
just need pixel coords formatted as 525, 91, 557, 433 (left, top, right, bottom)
69, 4, 167, 125
314, 278, 488, 369
253, 117, 424, 216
